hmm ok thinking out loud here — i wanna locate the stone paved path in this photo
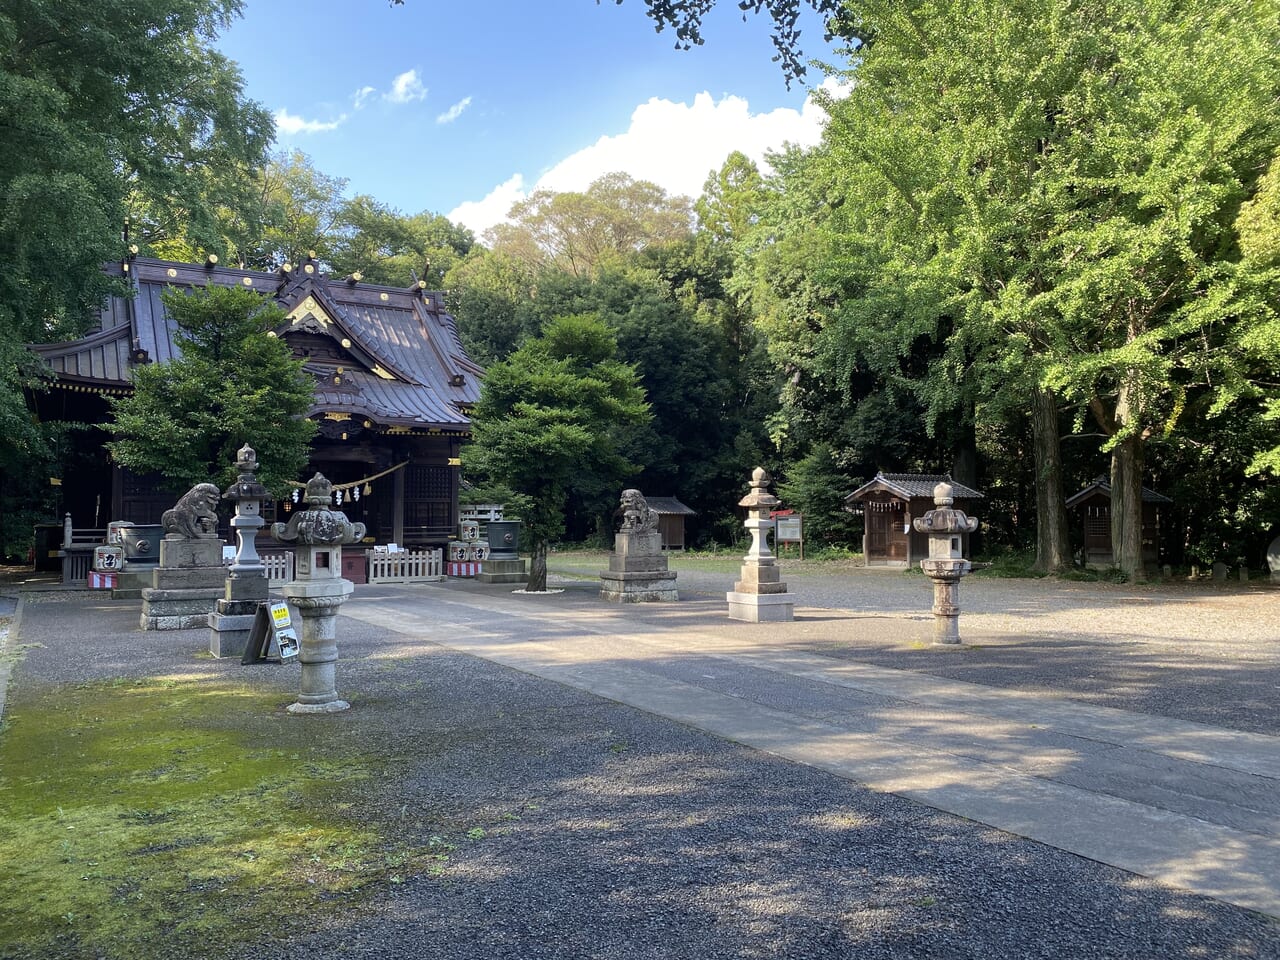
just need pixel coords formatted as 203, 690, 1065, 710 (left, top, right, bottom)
342, 581, 1280, 918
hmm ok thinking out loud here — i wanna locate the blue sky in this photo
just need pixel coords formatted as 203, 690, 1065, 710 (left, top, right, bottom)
217, 0, 841, 236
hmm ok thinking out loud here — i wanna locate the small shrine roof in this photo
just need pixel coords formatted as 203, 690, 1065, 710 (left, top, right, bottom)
644, 496, 696, 516
1065, 476, 1172, 508
845, 473, 984, 503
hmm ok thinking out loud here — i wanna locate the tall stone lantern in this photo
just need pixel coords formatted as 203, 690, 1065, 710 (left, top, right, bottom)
208, 444, 270, 658
913, 482, 979, 644
270, 473, 366, 713
726, 467, 795, 622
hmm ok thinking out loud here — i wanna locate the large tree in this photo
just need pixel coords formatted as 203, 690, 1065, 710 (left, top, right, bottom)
0, 0, 272, 330
747, 0, 1280, 578
462, 314, 650, 590
486, 173, 693, 277
1, 0, 273, 519
106, 286, 317, 494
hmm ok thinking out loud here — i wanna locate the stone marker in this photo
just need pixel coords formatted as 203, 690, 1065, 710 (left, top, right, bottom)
726, 468, 794, 622
600, 490, 678, 602
1269, 536, 1280, 583
913, 482, 979, 645
139, 483, 227, 630
271, 473, 365, 713
1212, 561, 1229, 582
208, 445, 270, 658
1240, 564, 1249, 583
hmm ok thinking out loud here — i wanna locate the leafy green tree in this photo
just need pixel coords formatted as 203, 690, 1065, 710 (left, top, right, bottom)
233, 150, 349, 271
487, 173, 693, 277
775, 442, 861, 547
463, 314, 650, 590
1, 0, 273, 542
330, 198, 474, 288
0, 0, 272, 328
745, 0, 1280, 578
106, 286, 317, 493
445, 249, 546, 365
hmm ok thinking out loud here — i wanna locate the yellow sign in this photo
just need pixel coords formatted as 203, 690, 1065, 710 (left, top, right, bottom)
447, 458, 461, 466
270, 602, 292, 629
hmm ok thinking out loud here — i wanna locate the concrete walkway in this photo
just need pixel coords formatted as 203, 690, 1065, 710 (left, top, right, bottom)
342, 583, 1280, 918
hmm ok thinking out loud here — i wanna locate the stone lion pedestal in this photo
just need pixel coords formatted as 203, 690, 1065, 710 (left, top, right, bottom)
599, 489, 678, 602
140, 483, 228, 630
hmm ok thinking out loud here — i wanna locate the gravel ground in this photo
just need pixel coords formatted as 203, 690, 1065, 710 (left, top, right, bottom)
7, 595, 1280, 959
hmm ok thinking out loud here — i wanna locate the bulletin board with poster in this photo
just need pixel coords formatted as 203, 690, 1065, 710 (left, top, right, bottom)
242, 601, 300, 665
772, 511, 804, 560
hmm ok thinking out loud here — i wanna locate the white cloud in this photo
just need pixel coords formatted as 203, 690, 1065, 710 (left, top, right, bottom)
273, 108, 345, 136
352, 85, 377, 110
448, 83, 842, 235
448, 174, 527, 238
436, 96, 473, 125
385, 69, 427, 104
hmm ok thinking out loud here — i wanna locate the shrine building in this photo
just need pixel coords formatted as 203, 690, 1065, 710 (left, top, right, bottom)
27, 254, 483, 547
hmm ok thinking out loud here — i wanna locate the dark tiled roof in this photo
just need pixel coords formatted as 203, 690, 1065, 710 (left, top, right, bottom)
35, 325, 133, 382
644, 496, 696, 515
845, 473, 984, 502
1065, 476, 1172, 508
30, 257, 480, 431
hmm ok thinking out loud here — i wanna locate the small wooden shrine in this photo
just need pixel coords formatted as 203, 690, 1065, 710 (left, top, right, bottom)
1065, 476, 1171, 568
845, 473, 984, 567
643, 496, 696, 551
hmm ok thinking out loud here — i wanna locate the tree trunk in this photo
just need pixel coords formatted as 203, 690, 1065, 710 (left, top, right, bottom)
1110, 433, 1146, 582
1031, 386, 1071, 573
527, 539, 548, 592
951, 415, 979, 490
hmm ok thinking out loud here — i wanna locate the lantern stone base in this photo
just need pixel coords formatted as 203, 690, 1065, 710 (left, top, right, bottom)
207, 576, 270, 658
726, 590, 795, 623
478, 558, 528, 584
287, 698, 350, 714
600, 570, 679, 602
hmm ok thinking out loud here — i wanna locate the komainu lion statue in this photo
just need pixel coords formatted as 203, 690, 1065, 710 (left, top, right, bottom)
162, 483, 221, 539
619, 489, 659, 533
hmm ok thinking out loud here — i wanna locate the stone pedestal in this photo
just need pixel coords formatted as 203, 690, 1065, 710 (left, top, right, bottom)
208, 576, 269, 659
140, 538, 226, 630
727, 468, 794, 622
282, 580, 353, 714
478, 558, 528, 584
600, 527, 677, 602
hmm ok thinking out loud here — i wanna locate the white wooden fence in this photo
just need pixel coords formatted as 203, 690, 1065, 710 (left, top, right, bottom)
367, 548, 444, 584
262, 552, 294, 586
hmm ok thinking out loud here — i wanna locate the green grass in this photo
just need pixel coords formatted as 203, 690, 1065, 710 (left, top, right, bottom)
546, 546, 865, 578
0, 676, 437, 959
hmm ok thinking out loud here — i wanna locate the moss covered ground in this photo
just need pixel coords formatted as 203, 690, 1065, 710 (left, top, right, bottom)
0, 675, 430, 959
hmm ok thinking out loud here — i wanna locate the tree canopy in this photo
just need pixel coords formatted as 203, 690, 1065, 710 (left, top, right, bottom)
462, 314, 651, 589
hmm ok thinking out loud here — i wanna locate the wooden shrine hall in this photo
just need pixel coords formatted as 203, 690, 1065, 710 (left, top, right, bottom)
28, 254, 484, 547
845, 473, 984, 567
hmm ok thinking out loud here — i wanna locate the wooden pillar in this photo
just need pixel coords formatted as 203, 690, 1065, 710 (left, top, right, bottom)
392, 461, 405, 545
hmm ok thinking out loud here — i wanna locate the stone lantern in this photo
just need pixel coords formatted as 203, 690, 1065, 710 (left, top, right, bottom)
913, 482, 979, 644
208, 444, 271, 658
270, 473, 366, 713
726, 467, 795, 622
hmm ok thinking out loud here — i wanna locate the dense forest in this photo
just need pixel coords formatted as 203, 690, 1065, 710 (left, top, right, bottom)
3, 0, 1278, 577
